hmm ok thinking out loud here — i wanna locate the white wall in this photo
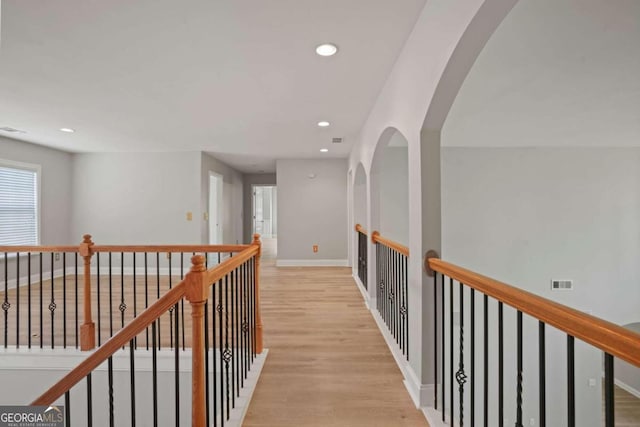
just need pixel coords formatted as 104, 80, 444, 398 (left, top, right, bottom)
200, 153, 244, 245
72, 152, 201, 244
276, 159, 348, 265
441, 147, 640, 425
353, 165, 366, 227
0, 136, 73, 244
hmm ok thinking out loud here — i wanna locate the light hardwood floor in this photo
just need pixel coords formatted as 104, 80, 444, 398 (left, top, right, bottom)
243, 240, 428, 427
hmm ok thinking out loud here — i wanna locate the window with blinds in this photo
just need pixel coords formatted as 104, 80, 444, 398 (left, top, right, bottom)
0, 161, 40, 246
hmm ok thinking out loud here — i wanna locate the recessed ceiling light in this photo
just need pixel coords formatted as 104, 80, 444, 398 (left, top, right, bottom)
317, 121, 330, 127
59, 128, 75, 133
315, 43, 338, 57
320, 148, 329, 153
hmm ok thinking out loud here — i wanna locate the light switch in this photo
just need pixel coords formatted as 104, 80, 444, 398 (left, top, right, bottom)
313, 245, 318, 253
186, 212, 193, 221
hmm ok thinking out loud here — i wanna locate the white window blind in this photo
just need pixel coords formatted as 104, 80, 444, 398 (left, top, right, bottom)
0, 162, 39, 245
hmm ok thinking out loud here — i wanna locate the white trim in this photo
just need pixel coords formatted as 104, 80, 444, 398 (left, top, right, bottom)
352, 274, 370, 309
615, 378, 640, 399
422, 407, 450, 427
369, 301, 434, 411
275, 259, 349, 267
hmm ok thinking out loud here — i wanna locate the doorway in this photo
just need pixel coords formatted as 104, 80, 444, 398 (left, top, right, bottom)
209, 172, 223, 244
253, 185, 277, 259
252, 186, 277, 237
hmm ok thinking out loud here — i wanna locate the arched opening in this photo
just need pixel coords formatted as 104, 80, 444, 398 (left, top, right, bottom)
435, 0, 640, 424
370, 128, 409, 246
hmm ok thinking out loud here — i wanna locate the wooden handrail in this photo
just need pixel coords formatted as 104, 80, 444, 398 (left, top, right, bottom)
0, 244, 249, 254
428, 258, 640, 368
203, 245, 259, 285
92, 244, 250, 253
0, 245, 79, 253
31, 281, 188, 406
371, 231, 409, 257
355, 224, 367, 235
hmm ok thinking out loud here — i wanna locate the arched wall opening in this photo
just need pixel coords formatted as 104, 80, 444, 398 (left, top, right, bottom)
370, 128, 409, 246
433, 0, 640, 424
352, 163, 368, 278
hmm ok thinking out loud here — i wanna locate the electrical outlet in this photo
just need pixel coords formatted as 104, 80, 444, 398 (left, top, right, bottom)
186, 212, 193, 221
588, 378, 597, 387
54, 253, 60, 261
313, 245, 318, 253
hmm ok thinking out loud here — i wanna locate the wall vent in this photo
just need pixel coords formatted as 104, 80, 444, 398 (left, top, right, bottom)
0, 126, 26, 133
332, 137, 343, 144
551, 279, 573, 291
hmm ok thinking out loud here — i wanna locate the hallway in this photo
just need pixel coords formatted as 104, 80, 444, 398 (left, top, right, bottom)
243, 242, 427, 426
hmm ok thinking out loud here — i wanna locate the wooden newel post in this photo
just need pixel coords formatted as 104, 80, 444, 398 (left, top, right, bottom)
79, 234, 96, 351
252, 234, 264, 354
185, 254, 207, 427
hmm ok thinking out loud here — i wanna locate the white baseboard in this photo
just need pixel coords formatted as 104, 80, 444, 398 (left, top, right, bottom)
352, 274, 370, 308
276, 259, 348, 267
615, 378, 640, 399
369, 304, 435, 413
422, 407, 450, 427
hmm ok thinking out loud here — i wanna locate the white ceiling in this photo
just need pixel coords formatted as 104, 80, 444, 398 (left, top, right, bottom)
0, 0, 426, 172
445, 0, 640, 147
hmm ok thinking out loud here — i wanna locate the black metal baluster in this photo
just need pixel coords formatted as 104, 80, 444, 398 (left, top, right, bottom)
231, 268, 236, 407
470, 288, 475, 427
224, 274, 230, 419
39, 253, 43, 348
604, 353, 614, 427
50, 253, 55, 349
65, 390, 71, 427
156, 253, 160, 350
404, 255, 409, 360
130, 338, 136, 427
376, 243, 380, 313
539, 322, 546, 427
212, 280, 217, 426
28, 253, 32, 348
442, 273, 446, 422
456, 282, 467, 427
145, 253, 149, 349
516, 310, 523, 427
391, 250, 396, 342
120, 252, 125, 332
218, 277, 225, 426
450, 278, 454, 425
108, 253, 113, 339
181, 254, 186, 351
498, 302, 503, 427
2, 252, 7, 348
108, 355, 114, 427
175, 300, 180, 427
434, 271, 438, 410
87, 373, 93, 427
152, 320, 158, 427
483, 294, 488, 427
16, 253, 19, 348
567, 335, 575, 427
63, 253, 67, 348
75, 253, 79, 349
96, 254, 101, 346
235, 266, 240, 397
133, 254, 137, 349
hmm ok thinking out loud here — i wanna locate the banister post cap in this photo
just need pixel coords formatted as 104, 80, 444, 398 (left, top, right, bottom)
79, 234, 94, 257
424, 249, 439, 277
190, 255, 207, 272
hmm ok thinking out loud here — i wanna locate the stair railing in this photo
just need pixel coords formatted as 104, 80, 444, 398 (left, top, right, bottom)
427, 256, 640, 427
28, 235, 263, 427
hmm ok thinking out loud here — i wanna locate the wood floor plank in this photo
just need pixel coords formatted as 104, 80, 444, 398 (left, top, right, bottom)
243, 238, 427, 426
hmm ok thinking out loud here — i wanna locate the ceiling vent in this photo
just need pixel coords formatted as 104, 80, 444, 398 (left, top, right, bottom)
0, 126, 26, 134
332, 137, 343, 144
